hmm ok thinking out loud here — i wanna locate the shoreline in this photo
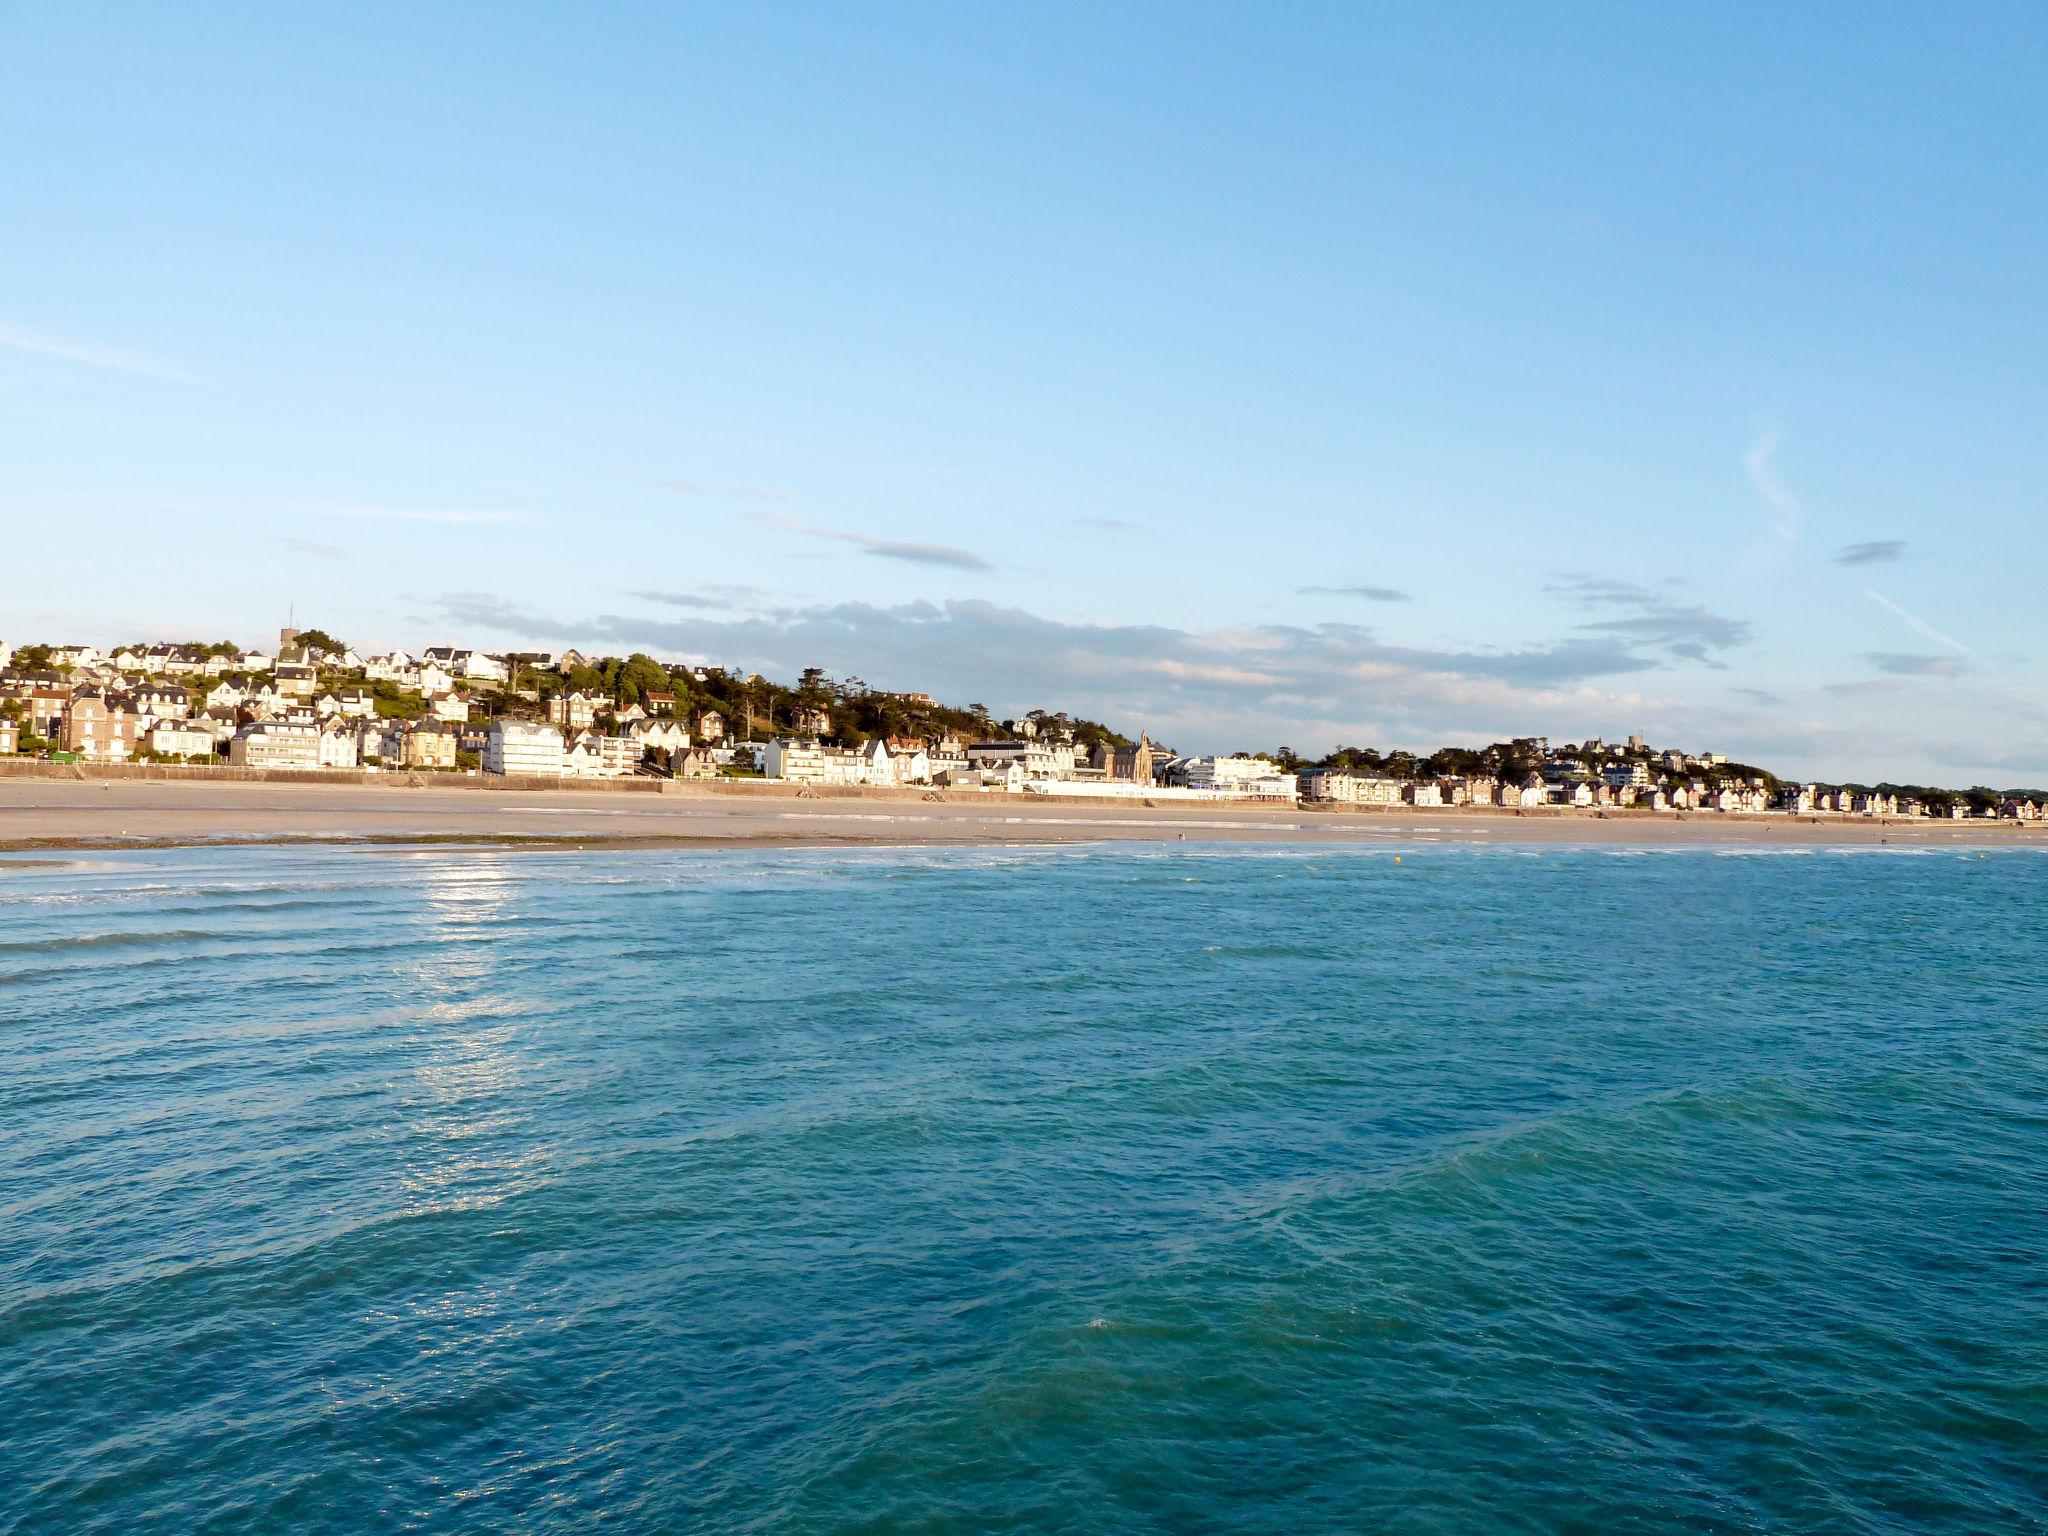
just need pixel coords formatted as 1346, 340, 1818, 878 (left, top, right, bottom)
2, 777, 2041, 855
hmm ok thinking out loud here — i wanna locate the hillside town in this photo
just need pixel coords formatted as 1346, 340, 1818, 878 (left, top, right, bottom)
1, 631, 2042, 823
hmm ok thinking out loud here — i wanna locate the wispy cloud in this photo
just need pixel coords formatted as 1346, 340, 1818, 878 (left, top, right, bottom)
277, 536, 346, 560
656, 478, 795, 504
626, 584, 771, 612
750, 511, 993, 572
1744, 427, 1801, 542
316, 503, 540, 527
1864, 652, 1967, 678
1547, 573, 1752, 666
0, 321, 196, 384
1297, 584, 1411, 603
1861, 588, 1972, 656
1075, 517, 1142, 532
1835, 539, 1906, 567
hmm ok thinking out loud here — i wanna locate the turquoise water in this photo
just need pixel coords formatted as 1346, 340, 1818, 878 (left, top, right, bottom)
2, 843, 2044, 1533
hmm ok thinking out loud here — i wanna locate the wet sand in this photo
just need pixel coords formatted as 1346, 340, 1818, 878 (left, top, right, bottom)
0, 778, 2038, 854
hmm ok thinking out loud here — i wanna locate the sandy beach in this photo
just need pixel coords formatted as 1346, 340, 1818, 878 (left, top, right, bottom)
0, 776, 2039, 853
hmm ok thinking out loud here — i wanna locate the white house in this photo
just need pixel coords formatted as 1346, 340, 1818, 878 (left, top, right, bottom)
484, 720, 566, 778
764, 738, 827, 782
1175, 756, 1298, 800
547, 690, 607, 732
364, 651, 416, 683
358, 722, 400, 763
564, 731, 640, 778
318, 720, 361, 770
1299, 771, 1407, 805
427, 692, 469, 725
229, 720, 323, 770
884, 740, 933, 785
147, 720, 216, 761
131, 684, 190, 721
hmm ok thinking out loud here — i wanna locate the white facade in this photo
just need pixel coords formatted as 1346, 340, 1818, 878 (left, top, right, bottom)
1300, 771, 1405, 805
318, 724, 361, 770
484, 721, 566, 778
147, 721, 216, 760
564, 733, 640, 778
764, 739, 826, 781
229, 721, 323, 770
1177, 756, 1298, 800
629, 718, 692, 755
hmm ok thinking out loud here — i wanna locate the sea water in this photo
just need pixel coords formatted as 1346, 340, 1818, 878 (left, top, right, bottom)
2, 843, 2044, 1533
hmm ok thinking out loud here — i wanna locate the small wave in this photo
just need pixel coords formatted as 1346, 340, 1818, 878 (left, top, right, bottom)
0, 927, 235, 956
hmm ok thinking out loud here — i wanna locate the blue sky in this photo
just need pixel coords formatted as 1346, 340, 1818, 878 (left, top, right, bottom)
4, 3, 2043, 782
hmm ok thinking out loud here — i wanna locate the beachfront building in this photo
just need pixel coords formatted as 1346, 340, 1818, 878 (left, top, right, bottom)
484, 721, 566, 778
883, 739, 933, 785
397, 726, 456, 771
147, 721, 217, 761
968, 739, 1062, 778
564, 732, 640, 778
1174, 756, 1298, 800
62, 696, 142, 760
1299, 771, 1406, 805
229, 721, 323, 770
20, 688, 69, 738
628, 718, 692, 758
1603, 760, 1652, 790
317, 721, 361, 770
763, 738, 826, 782
670, 745, 720, 779
0, 719, 18, 754
762, 738, 892, 786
